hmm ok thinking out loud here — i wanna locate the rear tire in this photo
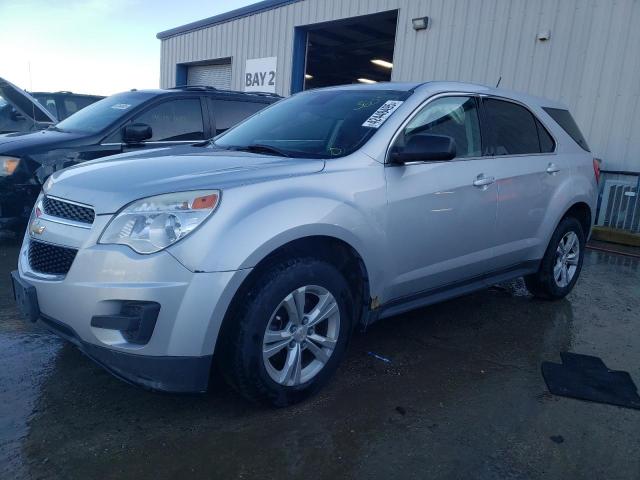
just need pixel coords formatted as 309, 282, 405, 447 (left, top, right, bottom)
525, 216, 585, 300
220, 257, 353, 407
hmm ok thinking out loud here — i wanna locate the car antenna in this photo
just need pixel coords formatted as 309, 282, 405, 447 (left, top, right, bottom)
495, 76, 502, 88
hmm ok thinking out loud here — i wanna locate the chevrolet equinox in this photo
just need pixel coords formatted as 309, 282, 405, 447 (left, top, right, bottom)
12, 82, 598, 406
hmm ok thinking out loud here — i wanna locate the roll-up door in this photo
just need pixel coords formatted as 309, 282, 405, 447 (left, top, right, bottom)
187, 63, 232, 89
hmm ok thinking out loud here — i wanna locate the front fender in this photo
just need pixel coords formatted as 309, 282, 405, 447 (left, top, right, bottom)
168, 168, 388, 295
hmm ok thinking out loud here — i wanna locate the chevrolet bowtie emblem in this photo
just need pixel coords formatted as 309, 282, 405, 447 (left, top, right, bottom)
30, 221, 46, 235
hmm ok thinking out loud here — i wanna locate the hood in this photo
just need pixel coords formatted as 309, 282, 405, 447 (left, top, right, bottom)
0, 128, 85, 153
0, 77, 57, 132
46, 145, 326, 214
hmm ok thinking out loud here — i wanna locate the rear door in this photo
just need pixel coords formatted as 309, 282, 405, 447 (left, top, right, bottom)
481, 97, 561, 268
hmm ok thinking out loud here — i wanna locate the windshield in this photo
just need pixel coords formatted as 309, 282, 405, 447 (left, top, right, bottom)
214, 89, 410, 158
56, 91, 155, 134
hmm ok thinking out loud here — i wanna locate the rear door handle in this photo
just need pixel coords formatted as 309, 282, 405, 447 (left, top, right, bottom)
546, 163, 561, 174
473, 174, 495, 188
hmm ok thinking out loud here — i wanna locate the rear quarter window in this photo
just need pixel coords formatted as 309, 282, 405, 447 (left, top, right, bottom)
543, 107, 590, 152
535, 118, 555, 153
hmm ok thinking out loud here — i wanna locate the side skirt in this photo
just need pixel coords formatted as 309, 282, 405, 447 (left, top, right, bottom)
368, 260, 540, 324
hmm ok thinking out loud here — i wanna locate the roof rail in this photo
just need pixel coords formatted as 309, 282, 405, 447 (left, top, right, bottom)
170, 85, 281, 98
170, 85, 217, 91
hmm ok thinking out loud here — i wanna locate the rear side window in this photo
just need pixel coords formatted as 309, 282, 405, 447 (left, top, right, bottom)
483, 99, 541, 155
64, 98, 81, 117
543, 107, 590, 151
34, 95, 58, 117
69, 96, 98, 112
212, 100, 266, 135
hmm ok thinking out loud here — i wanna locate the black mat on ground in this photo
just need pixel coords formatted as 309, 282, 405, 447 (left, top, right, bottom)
541, 352, 640, 410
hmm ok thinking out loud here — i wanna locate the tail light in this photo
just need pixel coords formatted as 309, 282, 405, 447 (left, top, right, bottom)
593, 158, 601, 184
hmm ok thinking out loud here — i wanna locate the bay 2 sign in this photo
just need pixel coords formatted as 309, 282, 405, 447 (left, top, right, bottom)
245, 57, 277, 93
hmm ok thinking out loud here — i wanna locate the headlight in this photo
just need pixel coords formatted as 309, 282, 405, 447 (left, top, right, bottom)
43, 175, 54, 193
99, 190, 221, 254
0, 156, 20, 176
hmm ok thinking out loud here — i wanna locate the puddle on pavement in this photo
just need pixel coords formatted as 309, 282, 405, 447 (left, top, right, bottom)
1, 238, 639, 479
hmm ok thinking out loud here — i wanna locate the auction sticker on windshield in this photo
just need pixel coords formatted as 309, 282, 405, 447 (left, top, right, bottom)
362, 100, 404, 128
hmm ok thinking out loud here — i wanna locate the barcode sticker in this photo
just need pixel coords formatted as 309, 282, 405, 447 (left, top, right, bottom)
362, 100, 404, 128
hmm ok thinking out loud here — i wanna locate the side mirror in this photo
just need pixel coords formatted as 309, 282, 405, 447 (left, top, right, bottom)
122, 123, 152, 144
390, 133, 456, 164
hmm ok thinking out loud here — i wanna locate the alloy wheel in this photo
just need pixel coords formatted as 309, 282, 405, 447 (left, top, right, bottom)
554, 231, 580, 288
262, 285, 340, 386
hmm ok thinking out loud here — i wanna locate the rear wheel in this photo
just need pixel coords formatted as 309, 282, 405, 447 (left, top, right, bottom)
220, 257, 353, 406
525, 216, 585, 299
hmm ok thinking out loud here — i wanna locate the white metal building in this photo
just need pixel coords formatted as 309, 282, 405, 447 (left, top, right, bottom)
157, 0, 640, 173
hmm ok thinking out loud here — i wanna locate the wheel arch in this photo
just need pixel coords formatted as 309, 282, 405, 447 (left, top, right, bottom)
562, 201, 592, 238
213, 234, 372, 359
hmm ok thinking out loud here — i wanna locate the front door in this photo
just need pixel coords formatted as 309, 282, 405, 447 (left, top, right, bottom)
121, 97, 207, 152
384, 95, 498, 301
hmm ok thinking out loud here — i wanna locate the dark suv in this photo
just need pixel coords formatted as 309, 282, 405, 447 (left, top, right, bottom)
0, 86, 280, 233
31, 91, 104, 121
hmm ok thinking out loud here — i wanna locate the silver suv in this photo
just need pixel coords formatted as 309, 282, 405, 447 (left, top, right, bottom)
12, 82, 598, 406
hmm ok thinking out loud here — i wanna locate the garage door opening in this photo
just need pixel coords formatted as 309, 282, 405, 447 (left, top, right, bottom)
300, 10, 398, 91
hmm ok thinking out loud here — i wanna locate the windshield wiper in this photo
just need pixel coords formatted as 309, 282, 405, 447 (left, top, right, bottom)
46, 125, 64, 132
233, 144, 291, 157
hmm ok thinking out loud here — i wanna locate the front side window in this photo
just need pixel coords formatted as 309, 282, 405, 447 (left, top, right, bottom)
214, 89, 410, 158
394, 96, 482, 158
484, 99, 542, 155
131, 98, 205, 141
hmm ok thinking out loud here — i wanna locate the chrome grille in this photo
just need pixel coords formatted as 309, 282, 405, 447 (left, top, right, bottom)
28, 240, 78, 276
43, 196, 95, 224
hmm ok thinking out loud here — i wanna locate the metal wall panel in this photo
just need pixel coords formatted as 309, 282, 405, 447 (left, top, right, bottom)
159, 0, 640, 172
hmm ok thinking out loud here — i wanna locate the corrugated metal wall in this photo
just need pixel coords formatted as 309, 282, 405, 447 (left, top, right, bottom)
159, 0, 640, 172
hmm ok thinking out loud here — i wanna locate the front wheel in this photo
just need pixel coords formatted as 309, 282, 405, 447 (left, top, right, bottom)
525, 216, 585, 300
220, 257, 353, 406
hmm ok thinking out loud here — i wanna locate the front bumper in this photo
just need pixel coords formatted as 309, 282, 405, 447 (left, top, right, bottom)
40, 314, 212, 392
0, 178, 40, 233
16, 235, 251, 393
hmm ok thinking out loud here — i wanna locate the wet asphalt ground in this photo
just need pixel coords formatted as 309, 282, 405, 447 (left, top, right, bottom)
1, 237, 639, 480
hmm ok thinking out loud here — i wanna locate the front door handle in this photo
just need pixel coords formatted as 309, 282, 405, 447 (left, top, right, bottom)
546, 163, 561, 174
473, 174, 495, 188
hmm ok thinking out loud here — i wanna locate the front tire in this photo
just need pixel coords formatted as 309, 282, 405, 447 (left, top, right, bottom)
525, 216, 585, 300
220, 257, 353, 407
